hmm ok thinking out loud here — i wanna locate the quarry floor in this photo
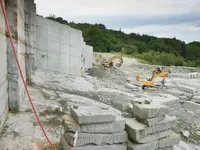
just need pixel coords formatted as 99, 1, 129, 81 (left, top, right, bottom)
0, 53, 200, 150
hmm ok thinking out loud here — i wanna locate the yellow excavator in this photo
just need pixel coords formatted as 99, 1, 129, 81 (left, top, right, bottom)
136, 67, 170, 89
101, 55, 123, 67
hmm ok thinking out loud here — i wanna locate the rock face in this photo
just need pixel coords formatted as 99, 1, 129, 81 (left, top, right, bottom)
126, 102, 180, 150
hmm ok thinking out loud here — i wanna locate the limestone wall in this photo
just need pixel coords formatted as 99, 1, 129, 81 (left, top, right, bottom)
0, 0, 8, 132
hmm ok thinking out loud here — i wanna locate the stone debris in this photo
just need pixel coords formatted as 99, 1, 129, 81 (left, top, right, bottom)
61, 105, 128, 150
181, 131, 190, 138
126, 102, 180, 150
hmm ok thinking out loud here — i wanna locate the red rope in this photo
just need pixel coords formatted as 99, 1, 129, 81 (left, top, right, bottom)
0, 1, 56, 149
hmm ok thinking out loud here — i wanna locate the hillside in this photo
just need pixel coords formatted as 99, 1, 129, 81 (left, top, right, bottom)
46, 15, 200, 67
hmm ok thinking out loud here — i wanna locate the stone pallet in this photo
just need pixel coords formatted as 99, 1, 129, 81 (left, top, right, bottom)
126, 102, 180, 150
61, 105, 128, 150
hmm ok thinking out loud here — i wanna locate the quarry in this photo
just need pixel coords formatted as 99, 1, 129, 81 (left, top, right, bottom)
1, 0, 200, 150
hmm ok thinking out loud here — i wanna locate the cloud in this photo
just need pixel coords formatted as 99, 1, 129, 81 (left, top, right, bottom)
34, 0, 200, 42
122, 23, 200, 43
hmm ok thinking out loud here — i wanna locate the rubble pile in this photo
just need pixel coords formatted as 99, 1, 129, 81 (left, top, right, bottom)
126, 102, 180, 150
60, 105, 128, 150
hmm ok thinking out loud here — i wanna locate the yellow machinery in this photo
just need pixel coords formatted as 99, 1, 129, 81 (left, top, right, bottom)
136, 69, 169, 89
102, 55, 123, 67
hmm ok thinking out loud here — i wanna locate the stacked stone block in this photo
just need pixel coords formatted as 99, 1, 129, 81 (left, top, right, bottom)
126, 102, 180, 150
61, 106, 128, 150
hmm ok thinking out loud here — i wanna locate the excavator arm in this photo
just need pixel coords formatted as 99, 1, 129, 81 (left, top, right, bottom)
102, 55, 123, 67
136, 70, 169, 89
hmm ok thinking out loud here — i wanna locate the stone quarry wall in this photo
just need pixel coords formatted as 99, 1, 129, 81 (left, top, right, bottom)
0, 0, 8, 132
6, 0, 26, 110
0, 0, 93, 131
81, 42, 93, 72
35, 16, 93, 76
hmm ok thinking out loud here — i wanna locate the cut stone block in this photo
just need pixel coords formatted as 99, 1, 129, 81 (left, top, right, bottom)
138, 116, 165, 126
62, 115, 125, 133
70, 106, 116, 124
157, 146, 173, 150
125, 118, 174, 143
65, 131, 128, 146
125, 118, 147, 141
183, 101, 200, 112
132, 103, 169, 119
177, 85, 197, 94
192, 96, 200, 104
137, 130, 173, 144
165, 88, 186, 97
146, 116, 177, 134
128, 140, 158, 150
60, 135, 127, 150
159, 133, 180, 148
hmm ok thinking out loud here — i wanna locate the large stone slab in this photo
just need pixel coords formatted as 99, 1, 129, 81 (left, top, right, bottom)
132, 103, 170, 119
157, 146, 173, 150
159, 133, 180, 148
128, 140, 158, 150
138, 116, 165, 126
137, 130, 173, 144
146, 116, 177, 134
60, 135, 127, 150
70, 106, 116, 124
125, 118, 147, 141
177, 85, 197, 94
62, 115, 125, 133
192, 96, 200, 104
65, 131, 128, 146
125, 118, 175, 142
183, 101, 200, 112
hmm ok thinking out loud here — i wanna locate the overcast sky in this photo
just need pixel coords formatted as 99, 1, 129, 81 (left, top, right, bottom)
35, 0, 200, 43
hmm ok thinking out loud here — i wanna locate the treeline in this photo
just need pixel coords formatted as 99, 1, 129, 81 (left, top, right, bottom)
46, 15, 200, 67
